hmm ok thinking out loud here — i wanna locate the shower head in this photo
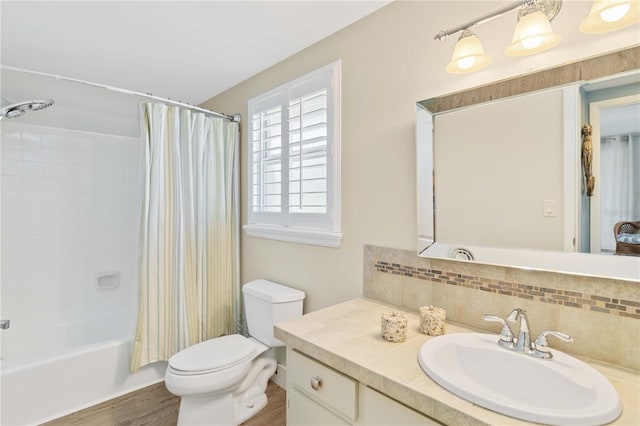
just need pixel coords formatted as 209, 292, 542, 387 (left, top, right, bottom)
1, 96, 54, 119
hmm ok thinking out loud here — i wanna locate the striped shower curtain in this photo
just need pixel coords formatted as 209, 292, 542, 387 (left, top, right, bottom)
600, 134, 639, 252
131, 103, 240, 372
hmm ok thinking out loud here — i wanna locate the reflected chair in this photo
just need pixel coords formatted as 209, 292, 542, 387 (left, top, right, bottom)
613, 221, 640, 256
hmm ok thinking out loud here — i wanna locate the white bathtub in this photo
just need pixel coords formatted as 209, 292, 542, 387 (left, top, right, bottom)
1, 315, 166, 426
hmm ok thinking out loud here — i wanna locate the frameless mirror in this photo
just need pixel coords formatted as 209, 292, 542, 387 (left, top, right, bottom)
417, 48, 640, 281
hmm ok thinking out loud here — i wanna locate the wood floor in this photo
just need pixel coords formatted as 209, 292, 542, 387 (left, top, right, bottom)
42, 381, 286, 426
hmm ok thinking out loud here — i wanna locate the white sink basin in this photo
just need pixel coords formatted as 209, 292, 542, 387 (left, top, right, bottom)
418, 333, 621, 425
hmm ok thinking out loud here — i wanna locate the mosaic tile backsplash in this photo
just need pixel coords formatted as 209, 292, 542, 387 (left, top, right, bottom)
364, 245, 639, 371
375, 261, 640, 319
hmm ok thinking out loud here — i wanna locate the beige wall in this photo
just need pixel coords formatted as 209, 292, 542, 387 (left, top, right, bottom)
202, 1, 639, 312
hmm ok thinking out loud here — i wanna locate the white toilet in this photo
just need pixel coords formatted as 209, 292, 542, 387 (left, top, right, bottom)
165, 279, 305, 426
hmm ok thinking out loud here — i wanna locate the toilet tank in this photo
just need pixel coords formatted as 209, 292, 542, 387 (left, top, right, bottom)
242, 279, 305, 347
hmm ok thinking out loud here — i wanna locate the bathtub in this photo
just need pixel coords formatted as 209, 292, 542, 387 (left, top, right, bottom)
1, 313, 166, 426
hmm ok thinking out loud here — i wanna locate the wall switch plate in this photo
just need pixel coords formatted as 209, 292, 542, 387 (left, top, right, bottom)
543, 200, 556, 217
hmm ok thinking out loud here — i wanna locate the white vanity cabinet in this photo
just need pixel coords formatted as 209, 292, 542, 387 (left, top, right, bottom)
286, 349, 440, 425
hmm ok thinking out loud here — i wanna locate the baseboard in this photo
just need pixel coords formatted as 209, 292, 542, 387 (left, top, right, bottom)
270, 363, 286, 389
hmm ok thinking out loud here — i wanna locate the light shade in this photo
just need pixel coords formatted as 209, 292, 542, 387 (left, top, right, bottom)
445, 30, 491, 74
580, 0, 640, 33
505, 10, 561, 57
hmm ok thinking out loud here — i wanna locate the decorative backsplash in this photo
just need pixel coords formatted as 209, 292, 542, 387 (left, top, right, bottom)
364, 245, 639, 370
375, 261, 640, 319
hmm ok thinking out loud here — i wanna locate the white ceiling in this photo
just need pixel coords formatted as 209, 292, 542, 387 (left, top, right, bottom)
1, 1, 391, 105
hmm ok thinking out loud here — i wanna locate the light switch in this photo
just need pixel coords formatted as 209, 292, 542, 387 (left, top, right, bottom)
543, 199, 556, 217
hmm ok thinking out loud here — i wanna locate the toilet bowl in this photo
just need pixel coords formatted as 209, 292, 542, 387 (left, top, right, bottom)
164, 279, 305, 426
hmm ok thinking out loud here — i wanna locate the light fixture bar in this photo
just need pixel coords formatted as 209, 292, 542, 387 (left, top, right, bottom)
433, 0, 565, 42
434, 0, 535, 41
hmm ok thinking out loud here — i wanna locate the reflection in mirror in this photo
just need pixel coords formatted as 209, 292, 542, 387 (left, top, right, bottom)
417, 48, 640, 281
434, 88, 566, 251
582, 91, 640, 255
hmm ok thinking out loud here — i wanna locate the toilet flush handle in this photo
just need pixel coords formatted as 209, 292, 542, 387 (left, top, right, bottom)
310, 376, 323, 391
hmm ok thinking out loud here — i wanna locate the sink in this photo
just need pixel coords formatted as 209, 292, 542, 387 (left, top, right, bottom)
418, 333, 621, 425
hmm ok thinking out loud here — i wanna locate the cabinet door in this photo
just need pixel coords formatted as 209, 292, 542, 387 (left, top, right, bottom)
361, 387, 440, 425
288, 388, 350, 426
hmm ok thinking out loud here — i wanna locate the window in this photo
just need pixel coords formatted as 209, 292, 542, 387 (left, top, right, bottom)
245, 61, 342, 247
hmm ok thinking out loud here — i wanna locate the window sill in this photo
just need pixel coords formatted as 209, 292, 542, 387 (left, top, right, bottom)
243, 224, 343, 248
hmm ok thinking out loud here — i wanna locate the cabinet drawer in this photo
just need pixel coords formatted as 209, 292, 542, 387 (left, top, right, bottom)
288, 388, 350, 426
288, 349, 358, 421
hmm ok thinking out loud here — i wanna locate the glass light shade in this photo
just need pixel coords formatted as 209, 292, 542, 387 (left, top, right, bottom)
445, 32, 491, 74
580, 0, 640, 33
505, 11, 561, 57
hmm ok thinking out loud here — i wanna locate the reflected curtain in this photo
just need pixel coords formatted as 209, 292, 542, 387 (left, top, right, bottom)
600, 135, 637, 252
131, 103, 239, 371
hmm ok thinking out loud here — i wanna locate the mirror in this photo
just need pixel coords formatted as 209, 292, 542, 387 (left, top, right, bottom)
417, 47, 640, 281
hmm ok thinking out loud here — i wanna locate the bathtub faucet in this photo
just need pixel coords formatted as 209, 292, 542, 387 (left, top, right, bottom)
0, 319, 10, 329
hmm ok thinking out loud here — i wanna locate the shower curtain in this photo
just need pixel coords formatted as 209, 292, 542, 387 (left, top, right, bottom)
600, 134, 638, 252
131, 103, 239, 371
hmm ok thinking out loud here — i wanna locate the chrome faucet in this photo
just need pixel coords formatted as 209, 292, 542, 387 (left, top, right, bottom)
483, 308, 573, 360
507, 308, 531, 353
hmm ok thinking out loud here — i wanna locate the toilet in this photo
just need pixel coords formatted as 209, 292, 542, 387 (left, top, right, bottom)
165, 279, 305, 426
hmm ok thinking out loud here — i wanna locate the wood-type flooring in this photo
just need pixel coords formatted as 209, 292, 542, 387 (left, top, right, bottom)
42, 380, 286, 426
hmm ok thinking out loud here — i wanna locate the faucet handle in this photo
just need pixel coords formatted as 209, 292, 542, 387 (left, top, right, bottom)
482, 314, 514, 348
533, 330, 574, 359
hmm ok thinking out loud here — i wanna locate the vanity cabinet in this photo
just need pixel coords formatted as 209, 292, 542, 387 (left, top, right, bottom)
286, 348, 440, 425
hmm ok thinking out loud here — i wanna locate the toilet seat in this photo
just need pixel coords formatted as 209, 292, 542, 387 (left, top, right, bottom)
168, 334, 256, 376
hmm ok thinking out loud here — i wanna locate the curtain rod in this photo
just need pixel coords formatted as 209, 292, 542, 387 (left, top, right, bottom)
1, 65, 241, 123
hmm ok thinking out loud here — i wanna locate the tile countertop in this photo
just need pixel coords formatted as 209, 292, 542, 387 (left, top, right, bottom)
274, 297, 640, 426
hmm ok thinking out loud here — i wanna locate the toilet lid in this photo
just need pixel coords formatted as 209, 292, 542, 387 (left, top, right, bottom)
168, 334, 256, 373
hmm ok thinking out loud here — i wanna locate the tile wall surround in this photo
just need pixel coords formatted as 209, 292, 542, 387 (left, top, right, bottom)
1, 121, 141, 355
363, 245, 640, 371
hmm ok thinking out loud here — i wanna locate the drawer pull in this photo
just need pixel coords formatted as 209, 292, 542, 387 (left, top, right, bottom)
310, 376, 323, 391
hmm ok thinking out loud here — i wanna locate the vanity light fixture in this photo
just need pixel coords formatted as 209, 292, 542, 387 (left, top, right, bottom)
580, 0, 640, 33
446, 29, 492, 74
435, 0, 562, 74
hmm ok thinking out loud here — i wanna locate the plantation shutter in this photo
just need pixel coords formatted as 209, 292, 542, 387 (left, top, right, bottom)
246, 61, 341, 246
249, 92, 287, 224
287, 71, 332, 228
